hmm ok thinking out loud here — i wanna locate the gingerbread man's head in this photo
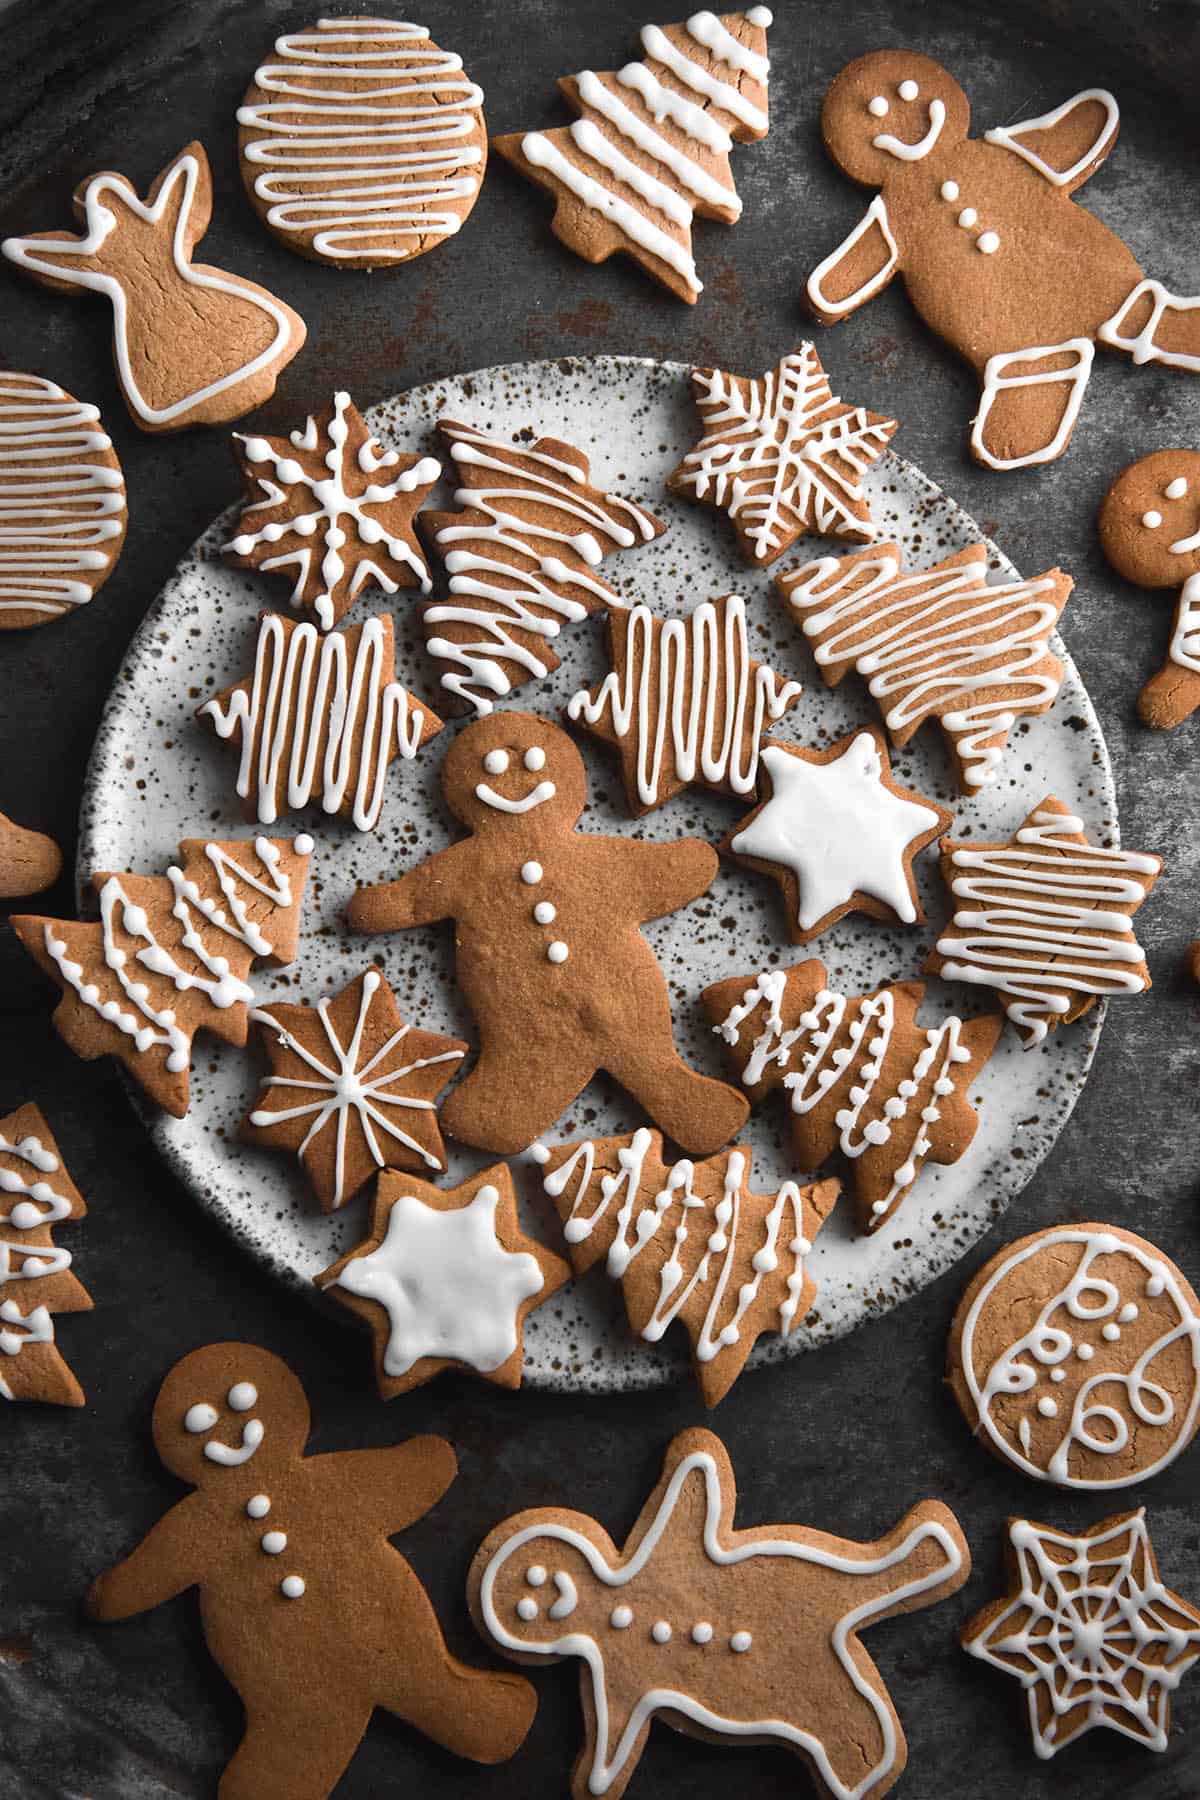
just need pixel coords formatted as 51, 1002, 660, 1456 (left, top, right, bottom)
1099, 450, 1200, 588
439, 712, 587, 835
476, 1510, 611, 1659
821, 52, 970, 187
151, 1343, 310, 1487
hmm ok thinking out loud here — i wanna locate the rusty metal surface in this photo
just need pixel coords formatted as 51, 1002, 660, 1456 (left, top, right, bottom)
0, 2, 1198, 1796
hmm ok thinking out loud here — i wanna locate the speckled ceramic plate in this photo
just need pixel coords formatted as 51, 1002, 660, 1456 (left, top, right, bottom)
81, 354, 1113, 1393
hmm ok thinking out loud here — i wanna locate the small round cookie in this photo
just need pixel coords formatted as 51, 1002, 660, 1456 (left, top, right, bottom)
949, 1222, 1200, 1489
237, 17, 487, 268
0, 372, 126, 631
1098, 448, 1200, 729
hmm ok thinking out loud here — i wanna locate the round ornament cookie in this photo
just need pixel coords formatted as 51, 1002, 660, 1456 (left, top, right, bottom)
0, 372, 126, 631
237, 17, 487, 268
949, 1223, 1200, 1490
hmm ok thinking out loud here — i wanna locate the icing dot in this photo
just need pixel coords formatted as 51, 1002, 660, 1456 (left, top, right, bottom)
525, 1142, 551, 1166
940, 180, 960, 201
184, 1403, 217, 1434
898, 79, 919, 100
517, 1597, 539, 1621
868, 95, 889, 117
547, 941, 569, 963
1037, 1398, 1058, 1418
261, 1531, 287, 1555
1119, 1302, 1139, 1323
958, 208, 978, 228
227, 1382, 257, 1412
1050, 1368, 1067, 1383
1077, 1343, 1095, 1361
730, 1631, 753, 1653
1166, 478, 1189, 500
246, 1495, 271, 1519
692, 1621, 714, 1644
521, 861, 543, 886
977, 231, 1000, 254
1102, 1323, 1121, 1341
483, 749, 509, 775
652, 1620, 672, 1644
533, 901, 556, 924
610, 1605, 633, 1629
524, 746, 546, 771
526, 1565, 547, 1587
1147, 1273, 1166, 1297
280, 1576, 305, 1599
293, 834, 314, 856
1143, 510, 1163, 529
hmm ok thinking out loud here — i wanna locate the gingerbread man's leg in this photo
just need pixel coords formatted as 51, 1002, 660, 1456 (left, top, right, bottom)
441, 1040, 599, 1153
1140, 577, 1200, 728
969, 339, 1095, 470
1099, 279, 1200, 371
603, 1032, 749, 1156
220, 1696, 370, 1800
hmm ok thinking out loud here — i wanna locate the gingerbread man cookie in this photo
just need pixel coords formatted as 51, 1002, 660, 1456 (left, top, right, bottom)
3, 145, 305, 433
471, 1426, 969, 1800
348, 713, 748, 1156
806, 55, 1200, 468
1098, 448, 1200, 728
87, 1344, 535, 1797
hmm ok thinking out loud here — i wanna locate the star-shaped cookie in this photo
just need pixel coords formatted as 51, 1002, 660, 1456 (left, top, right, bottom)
244, 969, 467, 1212
316, 1163, 571, 1398
667, 342, 897, 563
963, 1509, 1200, 1757
723, 728, 951, 942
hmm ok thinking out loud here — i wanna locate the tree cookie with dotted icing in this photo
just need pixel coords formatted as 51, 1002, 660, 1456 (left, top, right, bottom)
87, 1343, 536, 1792
0, 1103, 92, 1407
949, 1223, 1200, 1490
471, 1425, 969, 1800
1098, 448, 1200, 729
348, 712, 748, 1156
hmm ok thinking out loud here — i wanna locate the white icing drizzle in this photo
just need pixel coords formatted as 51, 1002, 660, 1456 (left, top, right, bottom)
567, 596, 801, 808
204, 1419, 264, 1466
935, 807, 1159, 1046
0, 1129, 75, 1367
575, 71, 740, 215
0, 1301, 55, 1376
521, 132, 702, 295
1099, 280, 1200, 373
238, 18, 485, 261
201, 614, 428, 831
806, 194, 900, 318
779, 549, 1063, 789
0, 374, 125, 619
983, 89, 1119, 187
250, 969, 464, 1207
873, 97, 945, 161
972, 338, 1095, 470
1169, 572, 1200, 674
641, 19, 769, 134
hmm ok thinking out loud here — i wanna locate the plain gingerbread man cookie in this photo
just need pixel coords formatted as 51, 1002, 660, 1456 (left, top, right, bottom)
1098, 448, 1200, 728
87, 1344, 535, 1798
348, 712, 748, 1156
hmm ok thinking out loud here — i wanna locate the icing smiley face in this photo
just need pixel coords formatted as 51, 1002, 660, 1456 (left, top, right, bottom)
152, 1343, 310, 1484
1099, 449, 1200, 586
439, 712, 586, 832
821, 51, 970, 185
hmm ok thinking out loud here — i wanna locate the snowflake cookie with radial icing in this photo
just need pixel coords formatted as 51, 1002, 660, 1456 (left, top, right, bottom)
948, 1222, 1200, 1490
492, 10, 773, 304
1098, 447, 1200, 729
471, 1426, 969, 1800
244, 967, 467, 1212
963, 1508, 1200, 1758
667, 343, 897, 562
721, 726, 950, 942
0, 1103, 92, 1407
2, 144, 305, 433
348, 711, 749, 1157
806, 52, 1200, 469
87, 1343, 536, 1791
237, 18, 487, 268
316, 1162, 570, 1398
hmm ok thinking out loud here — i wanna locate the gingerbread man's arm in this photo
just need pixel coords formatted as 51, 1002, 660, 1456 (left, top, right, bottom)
983, 89, 1119, 194
609, 836, 718, 923
86, 1497, 205, 1622
807, 196, 900, 325
347, 842, 469, 935
318, 1436, 458, 1537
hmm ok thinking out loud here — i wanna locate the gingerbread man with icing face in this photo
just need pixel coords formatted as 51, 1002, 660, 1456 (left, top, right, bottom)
87, 1345, 535, 1799
807, 53, 1200, 470
349, 713, 748, 1156
1099, 449, 1200, 729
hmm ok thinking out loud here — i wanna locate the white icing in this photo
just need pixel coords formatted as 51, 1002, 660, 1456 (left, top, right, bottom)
610, 1605, 633, 1629
972, 337, 1095, 469
247, 1495, 271, 1519
204, 1419, 264, 1466
652, 1620, 672, 1644
185, 1402, 218, 1433
1142, 510, 1163, 529
575, 71, 740, 216
640, 21, 768, 134
533, 902, 556, 925
806, 195, 900, 318
227, 1381, 257, 1411
977, 230, 1000, 254
517, 1596, 539, 1621
281, 1575, 305, 1599
940, 180, 959, 201
1099, 280, 1200, 373
957, 208, 978, 229
521, 132, 702, 296
984, 89, 1119, 187
520, 861, 543, 886
730, 1630, 753, 1653
261, 1531, 287, 1555
692, 1621, 714, 1644
550, 1572, 579, 1620
483, 749, 509, 775
0, 1130, 74, 1285
1166, 478, 1189, 500
868, 97, 888, 119
1168, 572, 1200, 674
898, 80, 919, 102
475, 779, 557, 814
684, 10, 770, 83
0, 1301, 54, 1374
547, 941, 569, 964
524, 746, 546, 771
614, 62, 731, 154
873, 98, 945, 161
526, 1565, 547, 1586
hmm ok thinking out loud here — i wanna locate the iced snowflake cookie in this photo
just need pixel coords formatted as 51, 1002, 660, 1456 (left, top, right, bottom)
948, 1223, 1200, 1490
238, 18, 487, 267
540, 1130, 838, 1407
0, 1104, 91, 1407
703, 962, 1002, 1235
667, 343, 897, 561
722, 727, 950, 942
244, 968, 466, 1211
493, 9, 773, 303
807, 54, 1200, 468
348, 712, 748, 1156
88, 1344, 536, 1793
471, 1427, 969, 1800
1098, 448, 1200, 729
11, 835, 312, 1116
963, 1509, 1200, 1757
317, 1163, 570, 1398
927, 796, 1162, 1047
0, 373, 126, 631
2, 145, 304, 432
0, 809, 61, 900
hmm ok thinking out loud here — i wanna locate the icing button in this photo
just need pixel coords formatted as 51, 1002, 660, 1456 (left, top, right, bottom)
520, 861, 543, 886
280, 1575, 305, 1599
261, 1530, 287, 1554
730, 1630, 753, 1653
651, 1620, 672, 1644
547, 941, 569, 964
246, 1494, 271, 1519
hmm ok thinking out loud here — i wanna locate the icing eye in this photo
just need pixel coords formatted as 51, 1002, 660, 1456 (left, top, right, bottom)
898, 79, 919, 100
227, 1381, 257, 1411
483, 749, 509, 775
524, 745, 547, 771
184, 1402, 218, 1433
516, 1596, 539, 1621
1166, 478, 1189, 500
868, 95, 889, 117
1142, 510, 1163, 529
525, 1565, 547, 1587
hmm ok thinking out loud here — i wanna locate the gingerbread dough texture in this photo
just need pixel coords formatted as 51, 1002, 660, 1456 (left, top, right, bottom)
471, 1426, 970, 1800
1098, 448, 1200, 728
87, 1344, 536, 1798
348, 713, 748, 1156
806, 54, 1200, 468
0, 809, 61, 899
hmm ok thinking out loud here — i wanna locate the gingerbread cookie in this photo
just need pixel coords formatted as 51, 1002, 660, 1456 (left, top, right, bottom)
492, 9, 773, 303
3, 145, 304, 432
1098, 448, 1200, 729
0, 372, 126, 631
422, 418, 664, 715
949, 1223, 1200, 1491
722, 728, 950, 942
703, 963, 1001, 1234
238, 18, 487, 268
472, 1426, 969, 1800
778, 543, 1071, 794
199, 613, 443, 831
964, 1509, 1200, 1758
87, 1344, 535, 1793
225, 393, 439, 631
349, 712, 748, 1156
567, 593, 802, 815
806, 56, 1200, 468
0, 809, 61, 900
667, 343, 897, 562
928, 796, 1162, 1047
12, 834, 312, 1116
0, 1104, 91, 1407
317, 1163, 570, 1398
540, 1130, 838, 1406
